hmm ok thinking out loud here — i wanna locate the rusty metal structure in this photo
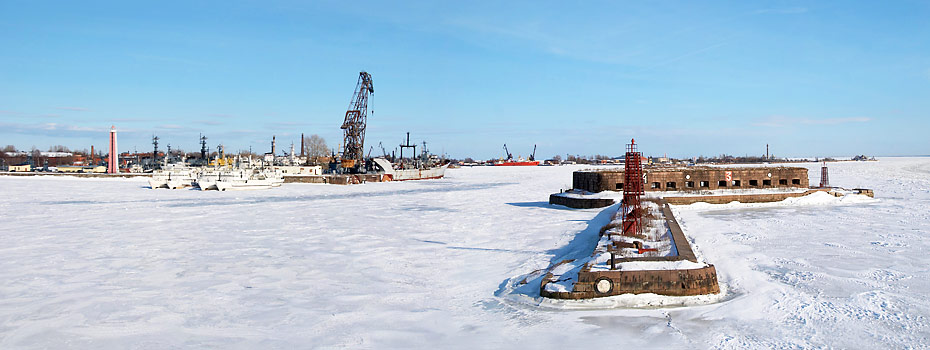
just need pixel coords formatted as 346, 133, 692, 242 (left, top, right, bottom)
820, 161, 829, 188
340, 71, 374, 172
621, 139, 644, 236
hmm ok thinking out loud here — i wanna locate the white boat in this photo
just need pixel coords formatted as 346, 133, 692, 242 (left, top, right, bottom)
215, 178, 275, 191
148, 177, 168, 189
212, 168, 284, 191
371, 158, 448, 181
194, 168, 244, 190
149, 165, 199, 189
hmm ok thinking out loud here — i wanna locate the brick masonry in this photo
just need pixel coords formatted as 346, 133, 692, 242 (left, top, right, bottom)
541, 265, 720, 299
573, 166, 810, 193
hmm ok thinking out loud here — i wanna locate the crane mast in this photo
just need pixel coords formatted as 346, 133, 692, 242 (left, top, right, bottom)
340, 71, 374, 172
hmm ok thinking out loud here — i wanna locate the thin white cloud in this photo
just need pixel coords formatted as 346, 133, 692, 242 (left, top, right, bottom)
753, 8, 808, 15
802, 117, 872, 125
447, 11, 735, 68
111, 117, 154, 122
632, 40, 730, 73
40, 123, 103, 132
753, 116, 872, 127
55, 107, 89, 112
128, 53, 205, 67
0, 122, 111, 138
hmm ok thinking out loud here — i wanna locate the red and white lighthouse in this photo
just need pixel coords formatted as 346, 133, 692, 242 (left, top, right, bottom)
108, 126, 118, 173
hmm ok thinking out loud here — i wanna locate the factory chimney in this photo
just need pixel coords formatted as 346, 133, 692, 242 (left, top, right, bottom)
108, 126, 118, 173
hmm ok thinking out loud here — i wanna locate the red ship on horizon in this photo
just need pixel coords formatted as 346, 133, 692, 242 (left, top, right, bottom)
494, 144, 539, 166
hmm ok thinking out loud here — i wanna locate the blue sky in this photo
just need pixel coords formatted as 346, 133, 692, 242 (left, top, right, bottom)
1, 1, 928, 159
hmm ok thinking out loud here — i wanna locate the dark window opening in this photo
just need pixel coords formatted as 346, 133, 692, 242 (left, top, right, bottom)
779, 179, 788, 186
700, 181, 709, 188
666, 182, 676, 189
763, 179, 772, 186
718, 180, 728, 187
749, 179, 759, 186
732, 180, 741, 187
616, 183, 623, 190
651, 182, 661, 189
792, 179, 801, 185
686, 181, 695, 188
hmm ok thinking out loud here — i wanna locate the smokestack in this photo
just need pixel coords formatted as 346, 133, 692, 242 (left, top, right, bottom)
300, 133, 305, 157
91, 145, 95, 165
272, 135, 276, 155
108, 126, 118, 173
766, 144, 770, 159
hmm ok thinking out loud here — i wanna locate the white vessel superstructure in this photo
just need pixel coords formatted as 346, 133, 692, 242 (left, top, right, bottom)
196, 157, 284, 191
213, 169, 283, 191
148, 163, 199, 189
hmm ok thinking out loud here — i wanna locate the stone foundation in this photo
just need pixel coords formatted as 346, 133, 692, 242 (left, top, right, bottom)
541, 199, 719, 299
663, 189, 827, 205
548, 194, 615, 209
541, 265, 719, 299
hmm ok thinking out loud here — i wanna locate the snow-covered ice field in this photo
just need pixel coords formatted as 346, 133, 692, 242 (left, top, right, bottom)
1, 157, 929, 348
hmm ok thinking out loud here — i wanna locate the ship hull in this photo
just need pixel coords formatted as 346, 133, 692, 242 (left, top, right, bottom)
215, 179, 275, 191
371, 158, 448, 181
386, 166, 448, 181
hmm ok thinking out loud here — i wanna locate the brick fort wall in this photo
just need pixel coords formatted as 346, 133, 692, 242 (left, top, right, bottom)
573, 166, 809, 193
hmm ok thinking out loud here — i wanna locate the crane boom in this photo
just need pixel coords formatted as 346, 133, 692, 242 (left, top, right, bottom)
340, 71, 374, 171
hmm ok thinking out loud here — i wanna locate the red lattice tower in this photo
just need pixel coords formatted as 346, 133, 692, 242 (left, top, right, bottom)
820, 161, 829, 188
621, 139, 644, 236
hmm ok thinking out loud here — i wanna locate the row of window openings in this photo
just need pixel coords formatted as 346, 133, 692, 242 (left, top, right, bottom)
616, 179, 801, 190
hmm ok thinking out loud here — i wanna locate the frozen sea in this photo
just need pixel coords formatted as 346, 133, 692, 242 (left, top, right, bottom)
1, 157, 929, 349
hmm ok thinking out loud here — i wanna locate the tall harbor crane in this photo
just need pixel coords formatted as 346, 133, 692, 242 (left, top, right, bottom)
340, 71, 374, 172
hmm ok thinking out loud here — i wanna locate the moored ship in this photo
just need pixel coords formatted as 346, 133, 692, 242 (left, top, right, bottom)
494, 160, 540, 166
494, 144, 539, 166
371, 158, 448, 181
367, 132, 449, 181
